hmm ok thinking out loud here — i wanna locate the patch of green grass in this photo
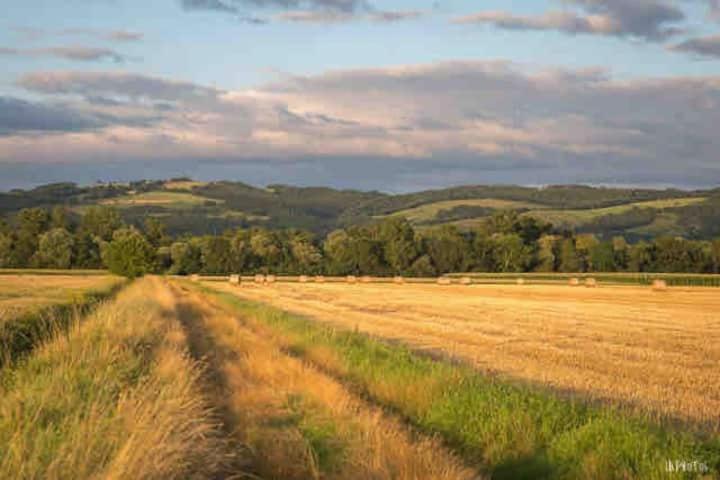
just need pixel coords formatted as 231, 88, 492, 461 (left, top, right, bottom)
98, 191, 221, 209
524, 197, 705, 229
202, 286, 720, 479
377, 198, 544, 223
284, 393, 346, 473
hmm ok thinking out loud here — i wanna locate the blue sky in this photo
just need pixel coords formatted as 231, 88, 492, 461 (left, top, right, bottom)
1, 0, 720, 191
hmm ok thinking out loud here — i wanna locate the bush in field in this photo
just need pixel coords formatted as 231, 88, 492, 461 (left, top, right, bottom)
102, 227, 155, 278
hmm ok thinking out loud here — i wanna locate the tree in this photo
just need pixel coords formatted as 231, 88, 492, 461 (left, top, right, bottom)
424, 226, 471, 274
13, 208, 50, 267
491, 234, 531, 273
535, 234, 559, 272
101, 228, 155, 278
289, 232, 322, 274
323, 227, 384, 275
711, 239, 720, 274
228, 230, 252, 273
575, 234, 599, 272
589, 241, 616, 272
38, 228, 74, 269
628, 241, 653, 272
81, 206, 123, 242
250, 229, 284, 272
376, 218, 418, 274
72, 232, 103, 269
559, 238, 580, 273
408, 254, 436, 277
143, 217, 169, 248
0, 232, 13, 268
472, 232, 496, 272
169, 241, 202, 275
612, 236, 629, 271
50, 206, 70, 230
200, 236, 232, 274
652, 237, 707, 273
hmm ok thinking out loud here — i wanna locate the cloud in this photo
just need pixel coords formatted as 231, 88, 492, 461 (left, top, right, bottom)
11, 26, 143, 42
61, 29, 144, 42
0, 96, 105, 135
180, 0, 369, 13
180, 0, 419, 23
454, 0, 686, 41
670, 34, 720, 57
5, 61, 720, 188
18, 71, 220, 102
0, 46, 131, 63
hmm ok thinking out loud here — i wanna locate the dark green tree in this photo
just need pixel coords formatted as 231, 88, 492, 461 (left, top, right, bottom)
101, 227, 155, 278
376, 218, 419, 274
200, 236, 233, 274
589, 241, 616, 272
13, 208, 50, 267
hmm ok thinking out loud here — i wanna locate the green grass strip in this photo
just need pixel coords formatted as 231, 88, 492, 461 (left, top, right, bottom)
201, 285, 720, 480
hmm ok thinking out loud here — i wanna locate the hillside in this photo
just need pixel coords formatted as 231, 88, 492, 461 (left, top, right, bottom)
1, 179, 719, 239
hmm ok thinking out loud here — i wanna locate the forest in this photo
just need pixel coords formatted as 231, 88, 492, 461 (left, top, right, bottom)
1, 205, 719, 278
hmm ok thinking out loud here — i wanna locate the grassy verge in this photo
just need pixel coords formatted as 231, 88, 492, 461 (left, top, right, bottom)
0, 280, 127, 367
172, 281, 477, 480
0, 278, 229, 479
201, 284, 720, 480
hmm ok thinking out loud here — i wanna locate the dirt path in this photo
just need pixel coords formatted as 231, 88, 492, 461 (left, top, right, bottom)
209, 281, 720, 428
169, 280, 480, 480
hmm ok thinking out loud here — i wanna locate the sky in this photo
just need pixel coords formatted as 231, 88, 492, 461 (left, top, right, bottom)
1, 0, 720, 192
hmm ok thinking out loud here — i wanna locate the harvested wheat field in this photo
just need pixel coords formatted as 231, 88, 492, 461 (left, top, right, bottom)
0, 274, 122, 319
209, 281, 720, 429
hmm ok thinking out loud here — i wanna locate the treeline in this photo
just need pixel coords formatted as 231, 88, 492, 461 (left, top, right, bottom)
2, 207, 720, 278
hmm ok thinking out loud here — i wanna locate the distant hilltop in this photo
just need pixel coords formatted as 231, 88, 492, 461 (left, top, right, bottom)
1, 179, 719, 240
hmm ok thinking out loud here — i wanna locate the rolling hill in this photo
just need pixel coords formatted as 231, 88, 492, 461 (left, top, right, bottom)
1, 179, 719, 239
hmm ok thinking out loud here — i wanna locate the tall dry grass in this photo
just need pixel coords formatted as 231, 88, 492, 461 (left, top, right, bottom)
0, 278, 228, 480
172, 282, 479, 480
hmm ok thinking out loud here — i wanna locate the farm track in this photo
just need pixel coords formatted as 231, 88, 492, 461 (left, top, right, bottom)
208, 281, 720, 430
169, 280, 480, 480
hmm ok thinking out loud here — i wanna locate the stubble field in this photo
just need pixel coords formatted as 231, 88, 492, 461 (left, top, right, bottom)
209, 280, 720, 429
3, 273, 720, 479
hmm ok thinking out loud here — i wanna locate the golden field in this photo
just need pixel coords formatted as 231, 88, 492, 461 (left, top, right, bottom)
209, 280, 720, 429
0, 274, 122, 320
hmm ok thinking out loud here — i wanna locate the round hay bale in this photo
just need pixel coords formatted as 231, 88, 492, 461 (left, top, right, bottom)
459, 277, 472, 285
190, 274, 200, 282
299, 275, 309, 283
437, 277, 452, 285
360, 276, 373, 283
393, 276, 404, 284
266, 275, 276, 284
585, 277, 598, 288
652, 279, 668, 291
516, 278, 526, 285
254, 274, 265, 284
315, 275, 326, 283
346, 275, 357, 284
569, 277, 581, 286
229, 274, 241, 285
